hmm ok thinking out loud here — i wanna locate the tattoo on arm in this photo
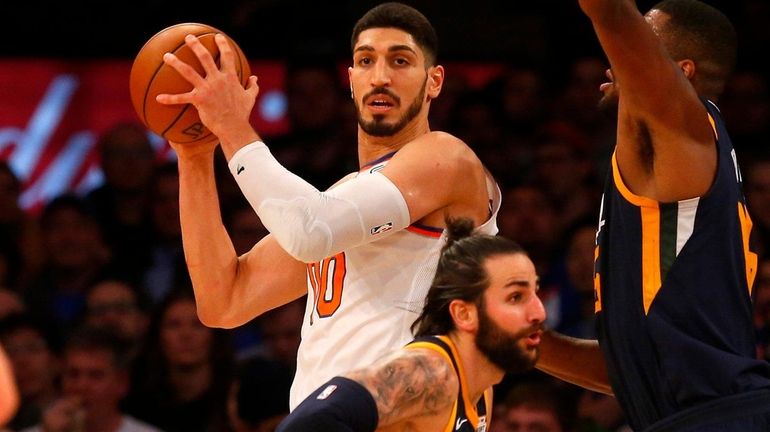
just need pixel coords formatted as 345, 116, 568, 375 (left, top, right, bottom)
346, 349, 456, 426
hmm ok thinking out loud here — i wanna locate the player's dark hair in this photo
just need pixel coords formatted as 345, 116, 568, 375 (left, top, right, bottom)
651, 0, 737, 99
351, 2, 439, 66
411, 218, 526, 336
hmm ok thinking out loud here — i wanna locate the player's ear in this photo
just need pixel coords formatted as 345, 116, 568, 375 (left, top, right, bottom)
348, 67, 354, 99
678, 59, 696, 80
449, 299, 477, 332
426, 65, 444, 101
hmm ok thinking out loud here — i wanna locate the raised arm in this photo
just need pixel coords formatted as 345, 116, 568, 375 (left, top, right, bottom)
174, 143, 307, 328
580, 0, 716, 201
536, 330, 613, 395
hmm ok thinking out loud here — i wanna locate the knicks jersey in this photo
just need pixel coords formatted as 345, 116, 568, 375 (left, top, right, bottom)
406, 336, 491, 432
290, 152, 501, 409
594, 100, 770, 430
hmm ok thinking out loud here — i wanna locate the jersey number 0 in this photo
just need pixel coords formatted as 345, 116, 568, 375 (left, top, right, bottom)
307, 252, 347, 318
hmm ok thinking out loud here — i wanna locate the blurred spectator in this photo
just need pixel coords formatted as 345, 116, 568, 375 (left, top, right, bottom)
575, 390, 628, 432
498, 184, 560, 278
743, 153, 770, 257
227, 357, 292, 432
538, 219, 599, 338
0, 313, 62, 431
222, 202, 269, 258
720, 70, 770, 153
268, 61, 356, 190
84, 278, 150, 360
85, 123, 157, 286
490, 378, 576, 432
448, 88, 510, 184
24, 194, 110, 331
0, 161, 43, 291
531, 122, 600, 234
21, 326, 160, 432
142, 162, 189, 306
551, 57, 616, 169
428, 72, 470, 133
754, 255, 770, 360
125, 289, 233, 432
0, 288, 24, 320
252, 299, 304, 372
218, 202, 269, 360
497, 66, 549, 138
489, 65, 552, 185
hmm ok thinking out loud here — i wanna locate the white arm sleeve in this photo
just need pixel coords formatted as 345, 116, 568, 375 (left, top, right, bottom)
228, 141, 411, 263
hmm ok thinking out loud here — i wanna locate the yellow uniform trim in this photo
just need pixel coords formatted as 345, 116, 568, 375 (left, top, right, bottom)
611, 153, 662, 314
738, 202, 758, 295
407, 337, 488, 431
611, 153, 658, 208
640, 205, 662, 314
707, 113, 719, 141
436, 335, 484, 428
594, 245, 602, 313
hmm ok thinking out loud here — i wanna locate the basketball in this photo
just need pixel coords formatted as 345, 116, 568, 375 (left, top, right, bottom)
129, 23, 251, 145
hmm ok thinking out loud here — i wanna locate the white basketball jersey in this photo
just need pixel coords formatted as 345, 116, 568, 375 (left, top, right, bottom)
290, 156, 501, 409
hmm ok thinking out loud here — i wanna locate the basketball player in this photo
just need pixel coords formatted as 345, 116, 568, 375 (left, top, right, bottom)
157, 2, 500, 409
537, 1, 770, 431
277, 218, 544, 432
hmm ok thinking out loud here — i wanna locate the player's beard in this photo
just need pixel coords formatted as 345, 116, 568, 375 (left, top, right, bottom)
355, 76, 427, 137
475, 303, 540, 374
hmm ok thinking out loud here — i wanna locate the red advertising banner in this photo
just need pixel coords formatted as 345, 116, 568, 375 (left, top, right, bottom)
0, 59, 288, 213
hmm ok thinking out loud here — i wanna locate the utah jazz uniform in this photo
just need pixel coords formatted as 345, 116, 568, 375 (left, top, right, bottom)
291, 152, 501, 409
594, 100, 770, 431
406, 336, 491, 432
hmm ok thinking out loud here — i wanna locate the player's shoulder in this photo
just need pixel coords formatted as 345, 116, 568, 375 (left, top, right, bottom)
401, 131, 477, 162
403, 345, 458, 385
417, 130, 468, 149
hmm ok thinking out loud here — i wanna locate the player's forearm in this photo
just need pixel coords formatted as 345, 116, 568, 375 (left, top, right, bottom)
176, 152, 241, 326
229, 142, 409, 263
536, 330, 613, 395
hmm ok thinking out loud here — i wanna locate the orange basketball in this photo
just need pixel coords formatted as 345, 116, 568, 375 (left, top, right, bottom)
129, 23, 251, 145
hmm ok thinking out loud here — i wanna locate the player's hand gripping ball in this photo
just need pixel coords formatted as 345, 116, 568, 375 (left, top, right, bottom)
129, 23, 250, 144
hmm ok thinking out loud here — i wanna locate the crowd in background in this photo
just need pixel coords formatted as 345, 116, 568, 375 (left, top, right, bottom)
2, 1, 770, 430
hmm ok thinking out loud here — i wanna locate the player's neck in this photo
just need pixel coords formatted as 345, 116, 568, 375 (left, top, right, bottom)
448, 332, 504, 404
357, 118, 431, 168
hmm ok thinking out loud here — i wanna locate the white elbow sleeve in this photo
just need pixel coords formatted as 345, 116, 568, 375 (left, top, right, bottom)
228, 142, 410, 262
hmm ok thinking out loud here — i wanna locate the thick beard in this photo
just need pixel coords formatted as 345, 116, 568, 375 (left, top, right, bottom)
356, 77, 427, 137
475, 304, 539, 374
